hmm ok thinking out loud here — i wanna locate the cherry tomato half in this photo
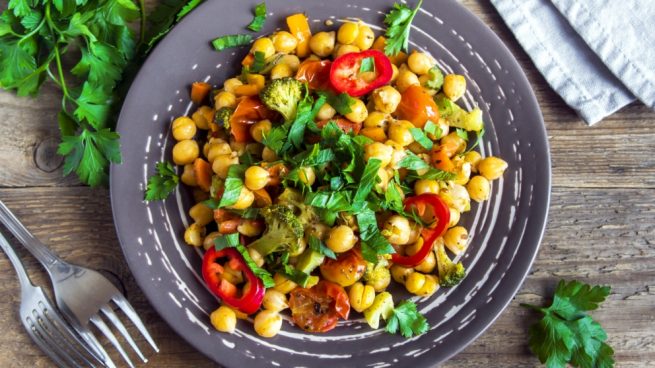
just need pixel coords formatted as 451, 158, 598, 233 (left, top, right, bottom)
296, 60, 333, 91
229, 96, 277, 142
288, 280, 350, 333
319, 249, 367, 287
395, 85, 440, 129
317, 117, 362, 135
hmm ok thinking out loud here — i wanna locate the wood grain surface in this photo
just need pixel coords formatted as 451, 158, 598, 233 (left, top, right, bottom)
1, 0, 654, 367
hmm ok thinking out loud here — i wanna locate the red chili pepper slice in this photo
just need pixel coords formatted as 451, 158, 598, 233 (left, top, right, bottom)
202, 247, 265, 314
329, 50, 393, 97
391, 193, 451, 267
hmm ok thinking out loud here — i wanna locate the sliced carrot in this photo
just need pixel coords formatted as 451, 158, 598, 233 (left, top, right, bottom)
430, 147, 455, 172
233, 84, 261, 97
359, 127, 386, 142
242, 53, 254, 67
191, 82, 211, 105
193, 158, 212, 192
287, 13, 312, 58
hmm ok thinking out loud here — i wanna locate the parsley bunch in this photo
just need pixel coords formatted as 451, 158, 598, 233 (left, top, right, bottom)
0, 0, 202, 186
522, 280, 614, 368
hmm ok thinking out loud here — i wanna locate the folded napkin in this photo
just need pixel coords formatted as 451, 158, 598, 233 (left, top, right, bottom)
490, 0, 655, 125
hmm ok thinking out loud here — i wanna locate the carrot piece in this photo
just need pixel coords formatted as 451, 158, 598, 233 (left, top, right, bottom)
193, 158, 212, 192
286, 13, 312, 58
234, 84, 261, 97
430, 147, 455, 172
359, 127, 386, 142
191, 82, 211, 105
242, 53, 254, 67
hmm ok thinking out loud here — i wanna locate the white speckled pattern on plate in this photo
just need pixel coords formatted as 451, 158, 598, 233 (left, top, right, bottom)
110, 0, 550, 366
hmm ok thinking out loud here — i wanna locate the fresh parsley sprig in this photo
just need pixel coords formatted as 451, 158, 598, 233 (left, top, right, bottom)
385, 300, 429, 338
383, 0, 423, 56
145, 161, 179, 201
521, 280, 614, 368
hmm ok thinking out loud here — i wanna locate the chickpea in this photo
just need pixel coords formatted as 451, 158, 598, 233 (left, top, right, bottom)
203, 231, 221, 250
262, 290, 289, 312
390, 64, 399, 83
405, 272, 426, 294
305, 223, 331, 241
272, 31, 298, 53
391, 264, 414, 284
298, 166, 316, 186
344, 98, 368, 123
478, 156, 508, 180
359, 127, 386, 142
229, 139, 247, 156
248, 248, 265, 267
273, 273, 297, 294
443, 74, 467, 101
395, 69, 419, 92
448, 208, 461, 228
210, 306, 237, 333
386, 140, 407, 168
429, 119, 449, 140
440, 183, 471, 213
454, 161, 472, 185
383, 215, 411, 245
191, 108, 211, 130
171, 116, 197, 141
212, 153, 238, 178
183, 223, 205, 247
206, 142, 231, 164
249, 119, 272, 144
280, 54, 300, 71
245, 166, 270, 191
371, 86, 402, 114
407, 52, 434, 75
363, 111, 390, 130
223, 78, 243, 94
464, 151, 482, 173
172, 140, 199, 165
181, 164, 197, 186
367, 268, 391, 292
444, 226, 468, 255
334, 44, 360, 58
467, 175, 491, 202
270, 63, 293, 79
414, 179, 440, 195
251, 37, 275, 58
326, 225, 357, 253
337, 22, 359, 45
309, 31, 336, 57
407, 221, 422, 244
374, 167, 390, 192
388, 120, 415, 147
254, 310, 282, 338
262, 146, 278, 162
349, 282, 375, 313
414, 251, 436, 273
316, 103, 336, 121
189, 203, 213, 226
228, 187, 255, 210
364, 142, 394, 167
354, 25, 375, 50
214, 91, 237, 109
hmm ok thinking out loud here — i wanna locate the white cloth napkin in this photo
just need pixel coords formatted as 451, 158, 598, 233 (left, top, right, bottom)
490, 0, 655, 125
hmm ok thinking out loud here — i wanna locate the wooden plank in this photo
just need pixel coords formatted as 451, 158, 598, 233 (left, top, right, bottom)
0, 184, 652, 367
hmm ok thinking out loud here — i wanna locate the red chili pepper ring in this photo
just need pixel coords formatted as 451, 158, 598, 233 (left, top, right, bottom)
329, 50, 393, 97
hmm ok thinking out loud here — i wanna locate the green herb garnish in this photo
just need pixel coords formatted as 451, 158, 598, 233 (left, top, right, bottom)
211, 34, 253, 51
385, 300, 429, 337
247, 2, 267, 32
383, 0, 423, 56
145, 161, 179, 201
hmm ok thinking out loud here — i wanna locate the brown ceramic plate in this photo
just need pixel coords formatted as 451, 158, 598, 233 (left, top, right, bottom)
110, 0, 550, 366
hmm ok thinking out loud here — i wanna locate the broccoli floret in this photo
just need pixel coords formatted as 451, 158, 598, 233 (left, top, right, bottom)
277, 188, 318, 226
435, 240, 466, 287
248, 204, 304, 257
259, 77, 304, 121
215, 106, 233, 130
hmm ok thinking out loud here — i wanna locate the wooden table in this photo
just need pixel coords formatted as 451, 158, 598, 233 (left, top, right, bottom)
1, 1, 653, 367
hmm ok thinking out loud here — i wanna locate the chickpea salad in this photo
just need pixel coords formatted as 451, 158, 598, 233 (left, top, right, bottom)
145, 0, 508, 339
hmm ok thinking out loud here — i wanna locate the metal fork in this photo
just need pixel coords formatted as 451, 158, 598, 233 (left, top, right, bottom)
0, 201, 159, 368
0, 230, 103, 368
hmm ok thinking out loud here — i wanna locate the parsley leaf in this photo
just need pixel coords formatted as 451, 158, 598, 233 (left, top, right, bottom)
218, 164, 247, 208
321, 91, 356, 115
247, 2, 267, 32
455, 128, 469, 142
409, 127, 433, 150
397, 151, 430, 171
383, 0, 423, 56
521, 280, 614, 368
144, 161, 178, 201
308, 235, 336, 260
359, 56, 375, 73
249, 50, 266, 73
211, 34, 253, 51
385, 300, 429, 338
353, 158, 382, 205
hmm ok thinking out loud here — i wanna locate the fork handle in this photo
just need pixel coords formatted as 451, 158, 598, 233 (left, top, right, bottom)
0, 230, 33, 290
0, 200, 60, 267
